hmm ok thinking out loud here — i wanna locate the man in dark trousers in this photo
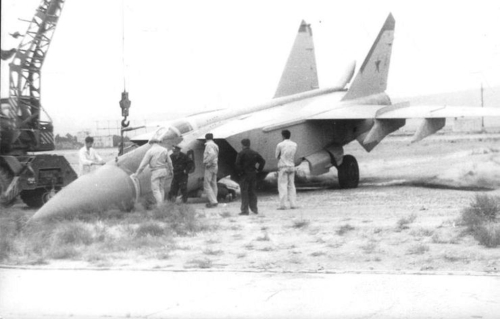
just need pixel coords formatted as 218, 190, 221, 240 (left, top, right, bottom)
235, 139, 266, 215
169, 145, 194, 203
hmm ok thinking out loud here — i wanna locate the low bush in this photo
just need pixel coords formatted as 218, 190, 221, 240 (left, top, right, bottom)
460, 194, 500, 248
292, 219, 310, 229
396, 213, 417, 230
406, 244, 430, 255
336, 224, 355, 236
150, 203, 211, 236
461, 194, 499, 231
51, 221, 93, 246
135, 221, 167, 237
474, 223, 500, 248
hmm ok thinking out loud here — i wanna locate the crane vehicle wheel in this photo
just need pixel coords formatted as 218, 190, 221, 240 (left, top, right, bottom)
20, 188, 52, 208
0, 166, 15, 207
338, 155, 359, 189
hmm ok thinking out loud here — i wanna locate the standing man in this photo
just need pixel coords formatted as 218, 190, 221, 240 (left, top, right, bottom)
275, 129, 298, 210
235, 139, 265, 215
78, 136, 104, 176
169, 145, 194, 203
131, 138, 173, 207
203, 133, 219, 208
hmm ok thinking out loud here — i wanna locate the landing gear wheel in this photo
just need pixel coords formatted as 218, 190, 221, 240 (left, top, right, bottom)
20, 188, 51, 208
0, 167, 15, 207
338, 154, 359, 189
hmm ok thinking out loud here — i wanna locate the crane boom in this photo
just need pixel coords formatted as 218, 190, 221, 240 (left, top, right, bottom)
1, 0, 77, 208
7, 0, 65, 153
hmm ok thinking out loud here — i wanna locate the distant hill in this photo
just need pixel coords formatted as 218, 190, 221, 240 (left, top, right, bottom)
392, 86, 500, 108
391, 86, 500, 132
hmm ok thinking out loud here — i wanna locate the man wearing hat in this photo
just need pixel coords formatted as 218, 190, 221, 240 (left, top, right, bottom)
131, 138, 173, 207
168, 145, 194, 203
235, 138, 265, 215
203, 133, 219, 208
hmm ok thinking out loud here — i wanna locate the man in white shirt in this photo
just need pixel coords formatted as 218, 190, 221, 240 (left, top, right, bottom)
203, 133, 219, 208
78, 136, 104, 176
131, 138, 173, 207
275, 129, 298, 209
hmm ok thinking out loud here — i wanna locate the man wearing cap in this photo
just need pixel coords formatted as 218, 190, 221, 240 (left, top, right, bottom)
168, 145, 194, 203
203, 133, 219, 208
235, 138, 265, 215
131, 138, 173, 207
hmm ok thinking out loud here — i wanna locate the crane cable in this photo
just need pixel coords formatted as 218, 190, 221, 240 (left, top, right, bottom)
119, 0, 130, 129
121, 0, 126, 91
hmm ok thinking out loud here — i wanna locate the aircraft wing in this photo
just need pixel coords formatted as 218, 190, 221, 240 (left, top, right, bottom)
375, 105, 500, 119
311, 104, 500, 120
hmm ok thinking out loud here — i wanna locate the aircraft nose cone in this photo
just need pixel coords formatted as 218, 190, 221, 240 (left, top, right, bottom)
31, 164, 136, 221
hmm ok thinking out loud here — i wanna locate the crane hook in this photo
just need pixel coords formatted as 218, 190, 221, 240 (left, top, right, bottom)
121, 117, 130, 128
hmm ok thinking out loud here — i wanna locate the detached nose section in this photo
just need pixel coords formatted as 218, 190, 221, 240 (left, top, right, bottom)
31, 164, 137, 221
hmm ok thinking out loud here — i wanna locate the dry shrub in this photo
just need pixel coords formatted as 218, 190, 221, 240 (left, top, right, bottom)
150, 203, 213, 236
396, 213, 417, 230
0, 217, 16, 261
49, 246, 80, 259
474, 224, 500, 248
310, 251, 326, 257
461, 194, 499, 231
406, 243, 430, 255
51, 221, 93, 246
292, 219, 310, 229
203, 248, 223, 255
360, 242, 378, 254
336, 224, 355, 236
185, 257, 212, 269
135, 221, 167, 237
460, 194, 500, 247
0, 212, 30, 261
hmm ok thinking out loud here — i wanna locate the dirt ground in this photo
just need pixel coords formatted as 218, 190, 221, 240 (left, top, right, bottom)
3, 133, 500, 274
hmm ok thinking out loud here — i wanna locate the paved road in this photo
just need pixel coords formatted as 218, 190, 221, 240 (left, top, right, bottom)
1, 269, 499, 319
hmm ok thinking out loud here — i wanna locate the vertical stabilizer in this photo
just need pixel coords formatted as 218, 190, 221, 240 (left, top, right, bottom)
274, 21, 319, 98
342, 13, 395, 101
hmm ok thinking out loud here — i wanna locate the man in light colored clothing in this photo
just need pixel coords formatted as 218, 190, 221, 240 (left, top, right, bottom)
275, 129, 298, 209
78, 136, 104, 176
203, 133, 219, 208
131, 138, 173, 207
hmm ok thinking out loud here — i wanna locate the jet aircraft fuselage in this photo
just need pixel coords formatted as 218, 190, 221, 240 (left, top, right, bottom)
32, 14, 500, 220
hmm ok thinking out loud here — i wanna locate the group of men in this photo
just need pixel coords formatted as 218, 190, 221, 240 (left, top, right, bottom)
202, 130, 298, 214
79, 130, 298, 213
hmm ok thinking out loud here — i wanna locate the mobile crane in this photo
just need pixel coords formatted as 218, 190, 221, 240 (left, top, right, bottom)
0, 0, 77, 208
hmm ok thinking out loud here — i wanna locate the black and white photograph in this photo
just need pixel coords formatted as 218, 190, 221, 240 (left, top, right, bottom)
1, 0, 500, 318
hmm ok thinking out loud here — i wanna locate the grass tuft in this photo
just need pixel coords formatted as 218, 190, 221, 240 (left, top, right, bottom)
396, 213, 417, 230
135, 221, 167, 238
185, 258, 212, 269
406, 243, 430, 255
151, 203, 214, 236
292, 219, 310, 229
336, 224, 355, 236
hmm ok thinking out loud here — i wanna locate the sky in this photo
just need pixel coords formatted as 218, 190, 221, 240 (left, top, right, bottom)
2, 0, 500, 135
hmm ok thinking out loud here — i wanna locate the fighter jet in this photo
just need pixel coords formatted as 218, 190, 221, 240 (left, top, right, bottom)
32, 13, 500, 220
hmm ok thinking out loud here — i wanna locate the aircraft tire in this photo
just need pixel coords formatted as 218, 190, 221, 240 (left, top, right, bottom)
338, 155, 359, 189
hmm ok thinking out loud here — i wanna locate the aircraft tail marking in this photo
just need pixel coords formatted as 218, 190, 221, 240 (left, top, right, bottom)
274, 21, 319, 98
342, 13, 395, 101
